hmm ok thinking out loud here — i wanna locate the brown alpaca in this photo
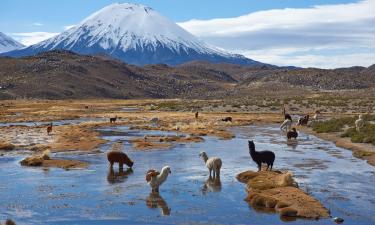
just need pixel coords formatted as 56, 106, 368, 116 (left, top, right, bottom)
107, 151, 133, 169
47, 123, 53, 135
287, 128, 298, 140
109, 116, 117, 123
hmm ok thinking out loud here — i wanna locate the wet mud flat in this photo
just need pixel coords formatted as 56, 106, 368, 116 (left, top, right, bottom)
0, 125, 374, 225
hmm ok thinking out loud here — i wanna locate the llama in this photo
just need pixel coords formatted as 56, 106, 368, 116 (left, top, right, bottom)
107, 151, 133, 169
280, 119, 292, 132
297, 115, 309, 126
222, 117, 232, 122
195, 111, 199, 119
199, 151, 222, 178
109, 116, 117, 123
355, 114, 365, 132
46, 123, 53, 135
287, 128, 298, 140
146, 166, 171, 193
248, 140, 275, 171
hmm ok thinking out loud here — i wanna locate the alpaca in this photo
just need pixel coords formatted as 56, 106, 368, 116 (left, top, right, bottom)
287, 128, 298, 140
195, 111, 199, 119
313, 110, 321, 121
109, 116, 117, 123
297, 115, 309, 126
355, 114, 365, 132
107, 151, 133, 169
46, 123, 53, 135
248, 140, 275, 171
146, 166, 171, 193
284, 113, 292, 121
222, 117, 232, 122
199, 151, 222, 178
280, 119, 292, 132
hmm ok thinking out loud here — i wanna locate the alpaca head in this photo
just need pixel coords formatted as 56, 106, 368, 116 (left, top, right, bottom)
248, 140, 255, 149
162, 166, 171, 174
199, 151, 208, 161
292, 128, 297, 132
359, 114, 363, 119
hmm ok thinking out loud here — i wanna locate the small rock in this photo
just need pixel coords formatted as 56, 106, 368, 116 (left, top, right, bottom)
333, 217, 344, 224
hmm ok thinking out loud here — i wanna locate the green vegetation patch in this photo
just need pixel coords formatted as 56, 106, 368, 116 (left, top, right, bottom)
341, 124, 375, 145
312, 117, 356, 133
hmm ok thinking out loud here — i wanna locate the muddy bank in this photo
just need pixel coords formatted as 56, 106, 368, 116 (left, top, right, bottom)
237, 170, 330, 219
299, 126, 375, 166
20, 153, 88, 170
129, 135, 204, 150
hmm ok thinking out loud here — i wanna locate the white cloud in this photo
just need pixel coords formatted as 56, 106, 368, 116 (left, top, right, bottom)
32, 22, 43, 26
178, 0, 375, 68
10, 32, 59, 46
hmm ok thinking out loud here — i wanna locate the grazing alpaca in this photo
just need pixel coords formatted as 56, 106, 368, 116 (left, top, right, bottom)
287, 128, 298, 140
46, 123, 53, 135
199, 151, 222, 178
146, 166, 171, 193
107, 151, 133, 169
298, 115, 309, 126
355, 115, 365, 132
248, 140, 275, 171
109, 116, 117, 123
222, 117, 232, 122
280, 119, 292, 132
195, 111, 199, 119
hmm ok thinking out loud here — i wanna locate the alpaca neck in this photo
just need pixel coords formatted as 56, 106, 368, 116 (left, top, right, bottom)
157, 168, 169, 183
202, 155, 208, 163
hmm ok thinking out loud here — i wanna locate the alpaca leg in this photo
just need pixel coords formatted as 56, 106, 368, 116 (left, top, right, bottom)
270, 163, 273, 171
119, 162, 123, 170
257, 163, 261, 172
266, 164, 270, 171
212, 170, 216, 179
216, 168, 220, 178
209, 169, 212, 178
110, 162, 114, 168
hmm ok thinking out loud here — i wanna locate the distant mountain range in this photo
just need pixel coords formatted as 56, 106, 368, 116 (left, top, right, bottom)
0, 32, 24, 53
1, 3, 264, 66
0, 50, 374, 100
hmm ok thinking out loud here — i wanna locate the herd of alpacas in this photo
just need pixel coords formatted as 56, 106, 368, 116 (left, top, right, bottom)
42, 109, 366, 195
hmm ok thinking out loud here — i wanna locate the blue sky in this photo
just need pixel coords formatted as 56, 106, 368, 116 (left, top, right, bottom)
1, 0, 374, 68
0, 0, 357, 33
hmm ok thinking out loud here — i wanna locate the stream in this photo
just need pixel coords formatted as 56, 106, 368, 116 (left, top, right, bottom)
0, 125, 374, 225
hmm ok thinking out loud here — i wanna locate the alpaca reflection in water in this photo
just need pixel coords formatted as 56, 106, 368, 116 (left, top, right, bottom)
146, 192, 171, 216
107, 166, 133, 184
202, 176, 222, 194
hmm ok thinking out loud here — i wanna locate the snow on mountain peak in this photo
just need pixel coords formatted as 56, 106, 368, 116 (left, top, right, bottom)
0, 32, 24, 53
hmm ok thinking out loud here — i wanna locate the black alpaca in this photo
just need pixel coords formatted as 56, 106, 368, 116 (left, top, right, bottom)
110, 116, 117, 123
222, 117, 232, 122
287, 128, 298, 140
248, 140, 275, 171
284, 113, 292, 121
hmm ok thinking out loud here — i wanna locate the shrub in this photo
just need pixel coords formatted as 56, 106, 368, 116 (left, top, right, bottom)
312, 116, 356, 133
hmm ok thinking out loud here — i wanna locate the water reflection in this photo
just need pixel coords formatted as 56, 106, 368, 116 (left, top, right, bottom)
146, 192, 171, 216
286, 140, 298, 150
106, 166, 133, 184
202, 176, 222, 194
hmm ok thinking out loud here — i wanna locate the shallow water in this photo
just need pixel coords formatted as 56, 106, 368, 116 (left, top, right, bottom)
0, 125, 374, 225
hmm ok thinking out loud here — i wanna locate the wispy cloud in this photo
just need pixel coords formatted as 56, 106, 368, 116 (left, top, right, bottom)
178, 0, 375, 68
32, 22, 43, 26
63, 24, 76, 30
10, 32, 59, 46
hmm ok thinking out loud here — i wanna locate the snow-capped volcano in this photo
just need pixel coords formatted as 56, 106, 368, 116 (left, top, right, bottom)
3, 3, 261, 65
0, 32, 24, 53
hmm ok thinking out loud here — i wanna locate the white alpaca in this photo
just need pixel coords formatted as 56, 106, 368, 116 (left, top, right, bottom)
199, 151, 222, 178
146, 166, 171, 193
355, 115, 365, 132
280, 119, 292, 132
